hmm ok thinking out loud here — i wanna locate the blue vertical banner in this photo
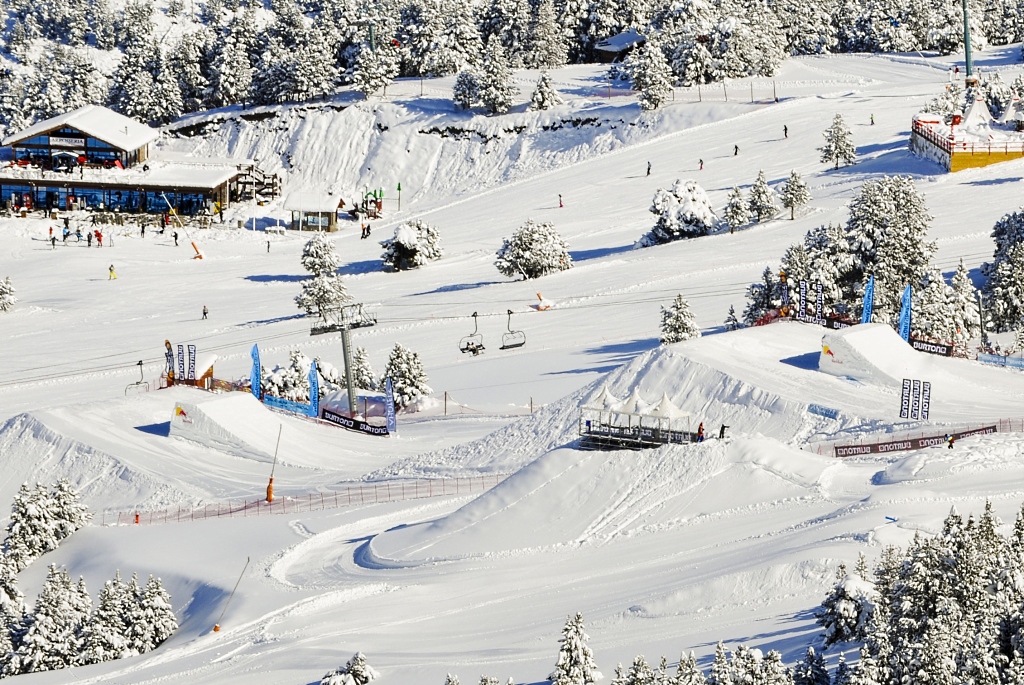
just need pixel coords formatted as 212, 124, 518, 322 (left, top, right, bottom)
898, 285, 913, 342
861, 276, 874, 324
250, 344, 261, 399
384, 377, 397, 434
308, 360, 319, 418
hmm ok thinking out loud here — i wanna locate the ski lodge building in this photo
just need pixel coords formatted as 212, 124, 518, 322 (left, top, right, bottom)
0, 105, 278, 214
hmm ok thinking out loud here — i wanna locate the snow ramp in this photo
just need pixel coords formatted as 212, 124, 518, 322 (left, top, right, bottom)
818, 323, 933, 386
170, 393, 283, 463
366, 437, 842, 564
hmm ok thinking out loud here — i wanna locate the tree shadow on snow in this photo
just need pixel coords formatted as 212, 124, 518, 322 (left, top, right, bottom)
780, 351, 820, 371
244, 274, 306, 283
569, 244, 634, 262
688, 610, 821, 667
177, 583, 229, 637
545, 364, 622, 376
135, 422, 170, 437
239, 313, 307, 326
966, 177, 1022, 186
856, 139, 909, 156
339, 259, 381, 276
412, 280, 503, 296
825, 148, 946, 177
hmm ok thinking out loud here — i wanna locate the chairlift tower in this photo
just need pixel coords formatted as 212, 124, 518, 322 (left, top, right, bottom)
311, 304, 377, 418
962, 0, 975, 84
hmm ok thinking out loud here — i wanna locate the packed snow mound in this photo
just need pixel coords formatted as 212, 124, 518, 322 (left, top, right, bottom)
0, 413, 188, 514
170, 393, 283, 463
818, 323, 932, 386
367, 437, 842, 563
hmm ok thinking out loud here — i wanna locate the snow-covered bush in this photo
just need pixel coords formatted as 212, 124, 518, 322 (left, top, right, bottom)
381, 220, 443, 271
780, 170, 810, 220
381, 344, 431, 409
747, 170, 777, 222
0, 277, 16, 312
495, 220, 573, 280
724, 305, 741, 331
530, 71, 563, 111
660, 294, 701, 344
549, 612, 602, 685
453, 69, 481, 109
724, 187, 749, 234
321, 651, 380, 685
640, 179, 718, 246
819, 113, 855, 169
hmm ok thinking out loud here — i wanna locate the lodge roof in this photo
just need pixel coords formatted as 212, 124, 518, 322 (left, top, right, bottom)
2, 105, 160, 151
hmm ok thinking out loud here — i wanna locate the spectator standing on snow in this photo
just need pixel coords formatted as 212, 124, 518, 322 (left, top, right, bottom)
108, 264, 117, 280
871, 114, 875, 125
699, 159, 704, 170
559, 194, 563, 208
87, 231, 92, 247
173, 231, 179, 246
947, 434, 955, 449
784, 125, 788, 138
267, 240, 271, 253
141, 224, 145, 238
697, 422, 705, 442
719, 424, 729, 439
202, 305, 208, 320
49, 226, 53, 239
51, 235, 56, 249
96, 230, 103, 247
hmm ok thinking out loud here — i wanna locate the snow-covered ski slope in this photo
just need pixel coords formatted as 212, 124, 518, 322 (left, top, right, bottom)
3, 49, 1024, 685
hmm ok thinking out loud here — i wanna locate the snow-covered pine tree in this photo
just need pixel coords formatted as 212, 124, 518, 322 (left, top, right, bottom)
530, 71, 564, 110
747, 170, 777, 222
381, 220, 443, 271
950, 259, 981, 350
479, 678, 500, 685
444, 675, 461, 685
820, 113, 856, 169
3, 483, 59, 573
724, 186, 750, 234
0, 277, 16, 312
381, 344, 432, 409
628, 40, 674, 110
302, 231, 341, 277
319, 652, 380, 685
79, 572, 131, 664
0, 557, 23, 618
723, 303, 743, 331
706, 643, 730, 685
495, 220, 573, 279
912, 268, 959, 343
832, 653, 851, 685
774, 0, 837, 54
674, 652, 706, 685
291, 22, 340, 102
549, 612, 602, 685
816, 562, 875, 647
984, 241, 1024, 331
90, 0, 117, 49
609, 663, 626, 685
527, 0, 568, 68
209, 30, 253, 106
780, 170, 810, 220
151, 51, 184, 123
624, 655, 654, 685
127, 575, 176, 654
660, 294, 701, 344
352, 347, 378, 391
478, 35, 518, 114
793, 647, 829, 685
10, 565, 91, 673
168, 34, 209, 113
264, 350, 317, 400
295, 274, 352, 320
453, 69, 481, 109
352, 41, 401, 98
844, 176, 935, 323
801, 223, 852, 314
641, 179, 718, 245
742, 266, 780, 325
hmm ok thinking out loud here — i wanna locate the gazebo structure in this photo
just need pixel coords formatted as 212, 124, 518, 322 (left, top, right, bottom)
578, 386, 694, 450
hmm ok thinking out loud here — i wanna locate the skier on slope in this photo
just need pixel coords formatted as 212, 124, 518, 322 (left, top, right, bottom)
647, 161, 651, 176
734, 145, 739, 156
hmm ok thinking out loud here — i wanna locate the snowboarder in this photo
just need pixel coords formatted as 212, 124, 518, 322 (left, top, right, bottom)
141, 224, 145, 238
51, 235, 56, 249
946, 434, 955, 449
718, 424, 729, 439
366, 224, 371, 237
108, 264, 117, 280
697, 422, 705, 442
86, 231, 92, 247
267, 240, 270, 253
74, 228, 82, 242
870, 114, 875, 125
202, 305, 208, 320
734, 145, 739, 156
360, 223, 366, 239
647, 161, 651, 176
699, 159, 704, 170
173, 231, 179, 246
558, 194, 563, 208
783, 125, 788, 138
62, 227, 69, 244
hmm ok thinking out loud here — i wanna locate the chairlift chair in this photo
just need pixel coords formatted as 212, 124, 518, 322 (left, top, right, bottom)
500, 309, 526, 350
340, 303, 377, 329
459, 312, 485, 355
125, 360, 148, 395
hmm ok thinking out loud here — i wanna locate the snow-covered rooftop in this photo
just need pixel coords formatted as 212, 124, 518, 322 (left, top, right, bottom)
595, 28, 645, 54
283, 190, 343, 212
0, 159, 241, 190
2, 105, 160, 151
